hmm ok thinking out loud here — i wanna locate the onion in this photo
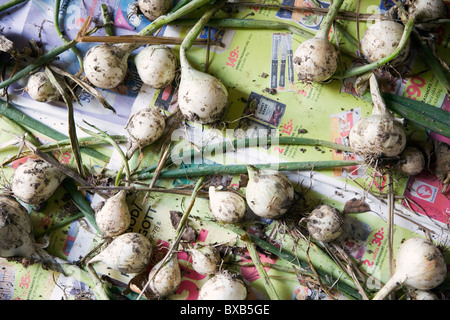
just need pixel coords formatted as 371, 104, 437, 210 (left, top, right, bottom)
292, 0, 344, 82
407, 0, 447, 30
26, 71, 61, 102
245, 165, 295, 219
360, 20, 411, 67
373, 237, 447, 300
348, 74, 406, 161
83, 43, 131, 89
208, 186, 246, 224
134, 45, 177, 89
138, 0, 173, 21
198, 270, 247, 300
395, 146, 425, 176
124, 107, 166, 158
190, 245, 221, 275
11, 158, 66, 205
87, 232, 153, 274
305, 204, 344, 243
177, 5, 228, 124
408, 289, 439, 300
95, 190, 131, 238
0, 195, 37, 259
148, 253, 182, 297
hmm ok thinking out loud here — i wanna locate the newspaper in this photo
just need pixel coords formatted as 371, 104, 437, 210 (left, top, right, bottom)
0, 0, 449, 300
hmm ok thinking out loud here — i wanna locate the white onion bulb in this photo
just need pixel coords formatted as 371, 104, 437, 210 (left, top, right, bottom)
208, 186, 246, 224
11, 158, 66, 205
349, 74, 406, 160
134, 45, 177, 89
88, 232, 153, 274
373, 238, 447, 300
360, 20, 410, 67
245, 165, 295, 219
148, 254, 182, 297
26, 71, 60, 102
305, 204, 344, 242
138, 0, 173, 21
0, 195, 36, 259
83, 43, 130, 89
95, 190, 131, 238
190, 245, 221, 275
125, 107, 166, 158
198, 270, 247, 300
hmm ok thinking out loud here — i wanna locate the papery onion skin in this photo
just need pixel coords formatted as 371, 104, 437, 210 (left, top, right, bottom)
134, 45, 177, 89
360, 20, 410, 67
26, 72, 61, 103
293, 38, 339, 83
306, 204, 344, 243
198, 270, 247, 300
125, 107, 166, 158
0, 195, 36, 259
95, 190, 131, 238
209, 186, 247, 224
349, 114, 406, 159
11, 159, 66, 205
373, 238, 447, 300
149, 254, 182, 297
408, 0, 447, 30
190, 245, 221, 275
178, 67, 228, 124
83, 43, 129, 89
88, 232, 153, 274
245, 166, 295, 219
138, 0, 173, 21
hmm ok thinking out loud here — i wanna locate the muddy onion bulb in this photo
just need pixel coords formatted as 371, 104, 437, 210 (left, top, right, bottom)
408, 289, 439, 300
26, 71, 60, 102
149, 254, 182, 297
408, 0, 447, 30
138, 0, 173, 21
245, 165, 295, 219
305, 204, 344, 243
83, 43, 131, 89
11, 159, 66, 205
349, 74, 406, 160
190, 245, 221, 275
395, 146, 425, 176
0, 195, 37, 259
208, 186, 246, 224
88, 232, 153, 274
124, 107, 166, 158
95, 190, 131, 238
198, 270, 247, 300
360, 20, 410, 67
373, 237, 447, 300
134, 45, 177, 89
293, 0, 343, 82
177, 9, 228, 124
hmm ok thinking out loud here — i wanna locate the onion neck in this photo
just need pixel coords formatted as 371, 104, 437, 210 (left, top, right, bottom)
372, 273, 406, 300
180, 0, 226, 70
314, 0, 345, 41
369, 73, 390, 116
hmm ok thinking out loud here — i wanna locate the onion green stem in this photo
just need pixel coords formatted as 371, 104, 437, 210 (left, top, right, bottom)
0, 0, 27, 12
137, 160, 360, 180
101, 4, 114, 37
241, 233, 280, 300
314, 0, 344, 40
54, 0, 83, 73
137, 136, 353, 176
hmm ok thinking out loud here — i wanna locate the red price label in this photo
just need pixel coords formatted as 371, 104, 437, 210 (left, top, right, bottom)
404, 75, 426, 100
226, 46, 239, 68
